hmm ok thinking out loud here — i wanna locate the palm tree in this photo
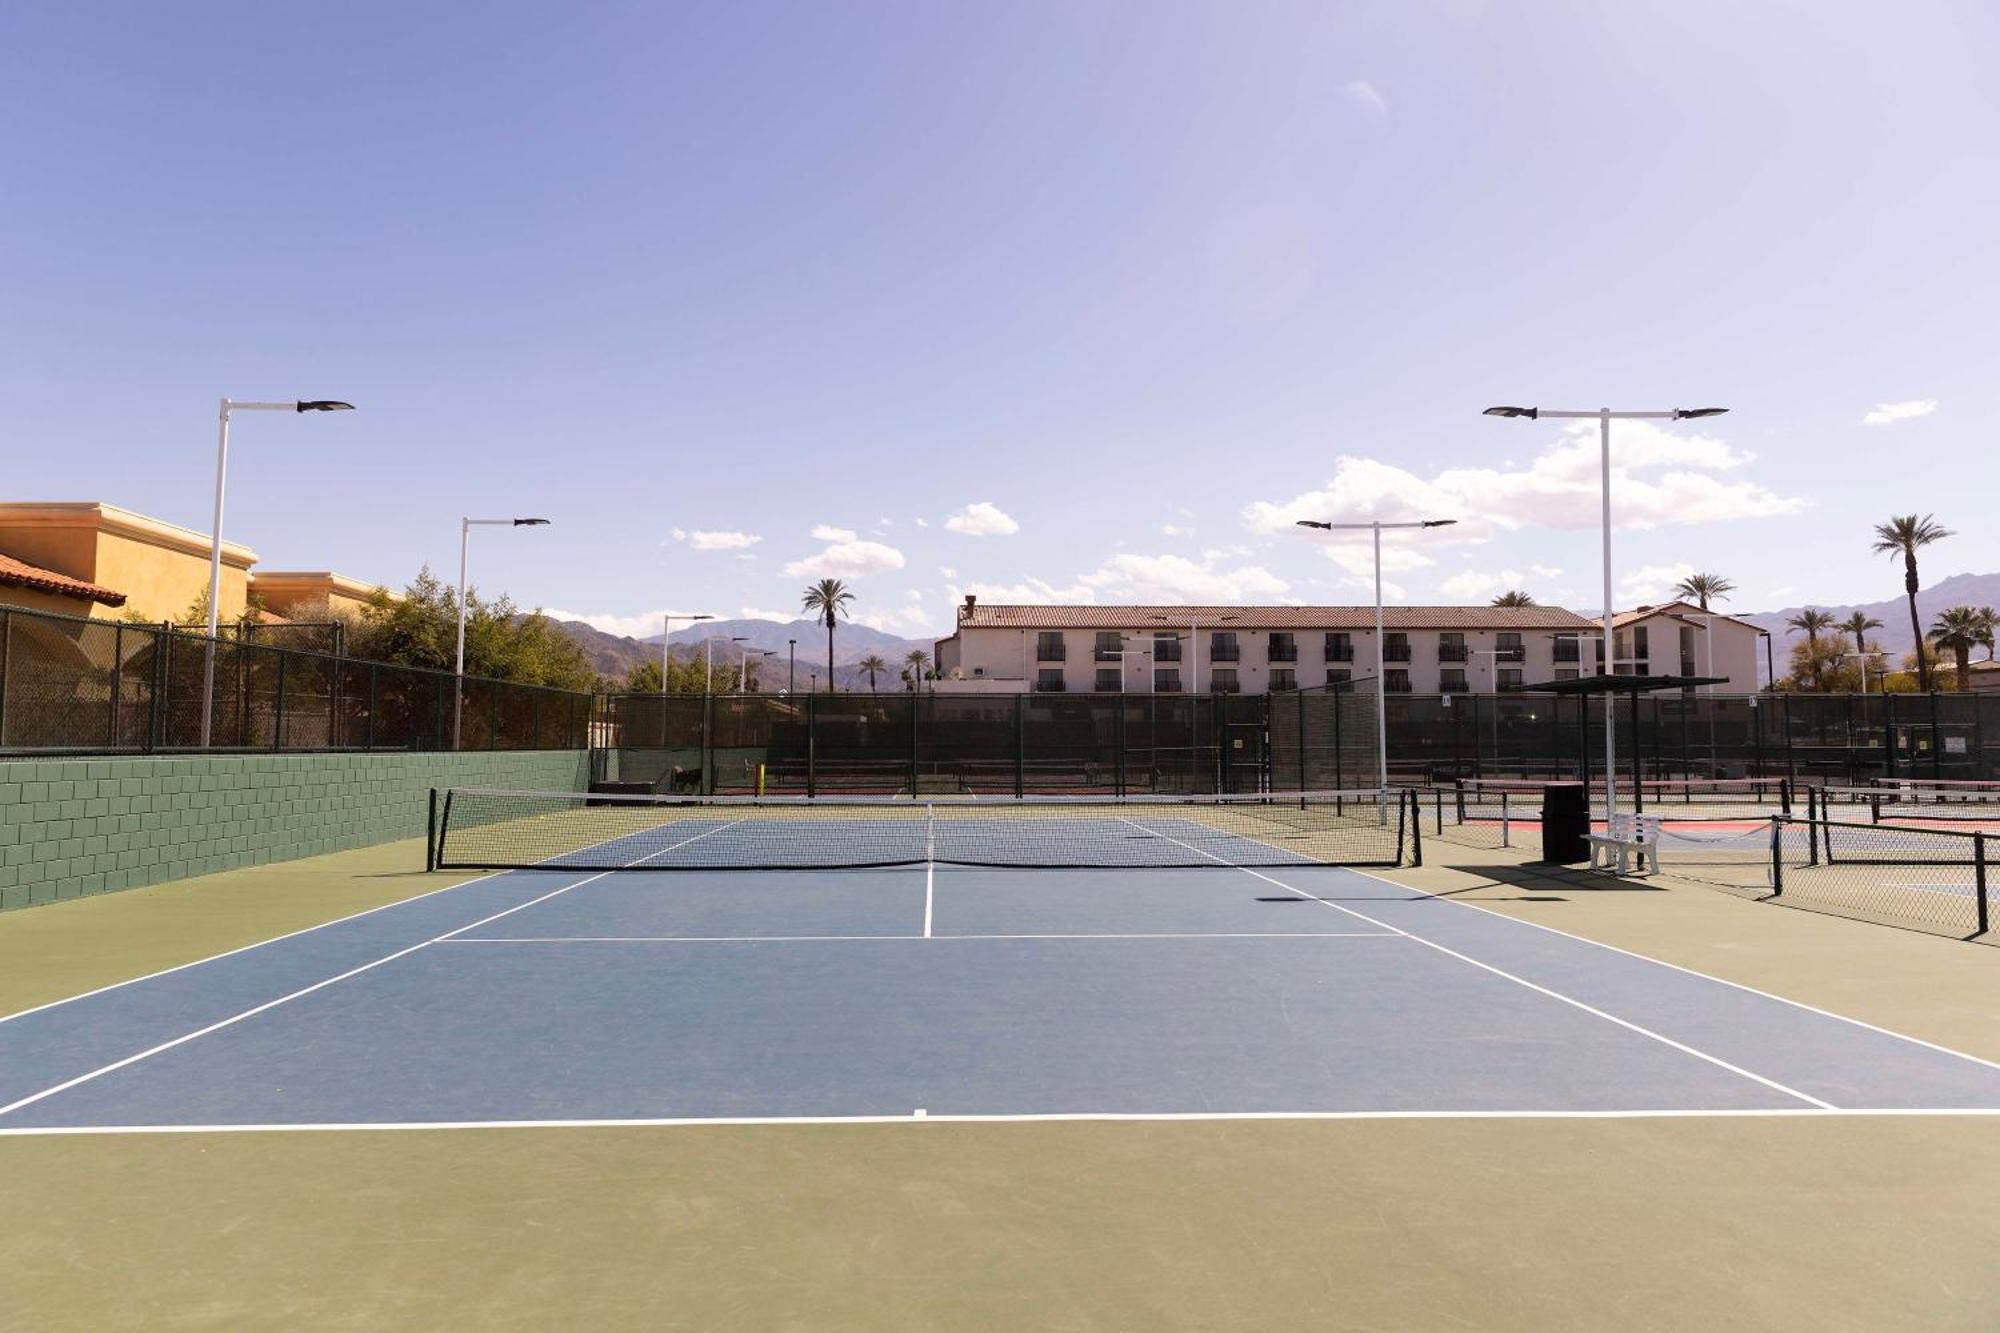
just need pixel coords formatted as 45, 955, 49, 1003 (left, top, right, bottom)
1838, 611, 1882, 654
1872, 514, 1952, 691
856, 653, 888, 691
1785, 608, 1837, 690
800, 578, 854, 693
1490, 591, 1536, 608
1930, 606, 1984, 690
903, 649, 930, 691
1672, 572, 1736, 612
1976, 606, 1999, 662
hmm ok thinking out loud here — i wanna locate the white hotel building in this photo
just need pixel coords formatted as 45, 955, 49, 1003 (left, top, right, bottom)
932, 598, 1767, 695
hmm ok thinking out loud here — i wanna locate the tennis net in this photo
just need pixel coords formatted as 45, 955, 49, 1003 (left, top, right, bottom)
1810, 785, 2000, 826
428, 786, 1413, 872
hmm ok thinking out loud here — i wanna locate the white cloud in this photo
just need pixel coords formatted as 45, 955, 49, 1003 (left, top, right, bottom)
810, 524, 857, 543
1202, 545, 1254, 561
1320, 544, 1436, 580
1529, 563, 1563, 579
938, 566, 958, 580
545, 607, 709, 639
1862, 398, 1938, 425
1342, 80, 1389, 118
1078, 552, 1289, 603
944, 501, 1020, 537
738, 606, 791, 623
669, 528, 761, 551
1617, 562, 1699, 606
854, 591, 938, 638
1162, 523, 1194, 537
914, 518, 929, 528
956, 577, 1096, 605
1244, 419, 1803, 539
782, 539, 906, 579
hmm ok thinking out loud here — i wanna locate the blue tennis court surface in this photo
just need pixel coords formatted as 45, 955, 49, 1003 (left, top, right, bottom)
5, 846, 2000, 1131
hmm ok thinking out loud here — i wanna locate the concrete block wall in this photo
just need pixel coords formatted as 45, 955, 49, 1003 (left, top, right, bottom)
0, 750, 590, 911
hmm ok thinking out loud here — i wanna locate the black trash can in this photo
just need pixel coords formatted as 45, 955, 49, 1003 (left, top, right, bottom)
1540, 782, 1590, 864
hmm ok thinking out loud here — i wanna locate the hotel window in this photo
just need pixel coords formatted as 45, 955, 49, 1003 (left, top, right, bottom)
1153, 632, 1182, 663
1034, 669, 1065, 692
1554, 637, 1581, 663
1268, 632, 1298, 662
1680, 625, 1698, 677
1153, 668, 1183, 693
1210, 667, 1240, 693
1440, 668, 1469, 693
1555, 668, 1580, 682
1094, 631, 1124, 662
1496, 632, 1523, 659
1385, 669, 1412, 693
1325, 632, 1354, 662
1094, 668, 1123, 692
1270, 668, 1297, 692
1438, 632, 1468, 663
1210, 631, 1240, 662
1035, 632, 1065, 661
1498, 668, 1524, 691
1327, 668, 1352, 686
1385, 633, 1411, 662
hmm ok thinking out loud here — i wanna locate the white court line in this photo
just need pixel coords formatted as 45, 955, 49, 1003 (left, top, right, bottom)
1116, 817, 1835, 1110
6, 1105, 2000, 1137
440, 931, 1406, 944
1339, 860, 2000, 1080
0, 821, 746, 1122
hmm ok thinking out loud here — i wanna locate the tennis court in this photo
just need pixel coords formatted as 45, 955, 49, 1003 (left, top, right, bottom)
6, 789, 2000, 1134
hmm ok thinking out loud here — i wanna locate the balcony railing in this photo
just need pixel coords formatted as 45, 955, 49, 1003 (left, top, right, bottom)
1094, 647, 1124, 662
1268, 643, 1299, 662
1438, 643, 1469, 663
1154, 677, 1184, 693
1439, 678, 1470, 694
1384, 676, 1413, 694
1384, 643, 1412, 662
1037, 643, 1067, 662
1153, 642, 1182, 662
1554, 642, 1581, 663
1210, 644, 1241, 662
1032, 680, 1066, 692
1325, 640, 1354, 662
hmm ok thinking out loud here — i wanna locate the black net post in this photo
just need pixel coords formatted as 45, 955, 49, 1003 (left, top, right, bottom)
1406, 787, 1421, 867
1769, 817, 1784, 896
1976, 832, 1990, 936
425, 788, 439, 872
1014, 694, 1026, 798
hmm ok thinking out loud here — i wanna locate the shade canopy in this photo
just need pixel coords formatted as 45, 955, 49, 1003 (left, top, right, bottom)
1518, 673, 1730, 695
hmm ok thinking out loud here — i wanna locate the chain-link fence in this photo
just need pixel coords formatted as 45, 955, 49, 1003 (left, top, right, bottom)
0, 603, 592, 753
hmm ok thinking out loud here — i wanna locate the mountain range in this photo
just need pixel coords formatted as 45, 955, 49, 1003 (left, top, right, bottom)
1736, 571, 2000, 658
553, 616, 937, 690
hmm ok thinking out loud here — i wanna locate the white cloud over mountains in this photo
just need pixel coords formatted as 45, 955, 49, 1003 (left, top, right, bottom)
783, 538, 906, 579
1862, 399, 1938, 425
669, 528, 760, 551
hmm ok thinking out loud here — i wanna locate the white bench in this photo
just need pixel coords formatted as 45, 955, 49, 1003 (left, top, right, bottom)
1587, 812, 1664, 877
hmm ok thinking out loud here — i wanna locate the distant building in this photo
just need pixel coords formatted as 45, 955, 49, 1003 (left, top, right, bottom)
1969, 660, 2000, 693
933, 599, 1599, 695
1608, 602, 1766, 692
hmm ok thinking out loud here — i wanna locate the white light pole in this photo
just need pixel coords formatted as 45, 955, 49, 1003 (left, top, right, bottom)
725, 636, 749, 694
660, 614, 714, 693
1846, 650, 1888, 694
455, 516, 551, 747
1294, 519, 1458, 794
200, 398, 354, 746
742, 648, 774, 694
1484, 404, 1728, 826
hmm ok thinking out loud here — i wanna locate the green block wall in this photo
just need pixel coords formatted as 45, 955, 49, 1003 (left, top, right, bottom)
0, 750, 591, 911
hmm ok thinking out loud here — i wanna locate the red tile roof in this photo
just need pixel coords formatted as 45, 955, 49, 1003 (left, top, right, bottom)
0, 552, 126, 607
952, 604, 1597, 631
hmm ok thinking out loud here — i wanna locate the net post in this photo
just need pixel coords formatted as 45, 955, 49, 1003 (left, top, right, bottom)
425, 788, 439, 872
924, 802, 936, 864
1501, 790, 1511, 849
1405, 787, 1421, 867
1976, 832, 1990, 937
1768, 816, 1783, 896
1013, 694, 1025, 799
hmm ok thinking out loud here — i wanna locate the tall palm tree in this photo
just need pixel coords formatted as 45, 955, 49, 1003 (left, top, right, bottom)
856, 653, 888, 691
1872, 514, 1952, 691
903, 649, 930, 691
1672, 572, 1736, 612
1490, 591, 1536, 608
800, 578, 854, 693
1930, 606, 1984, 690
1976, 606, 1999, 662
1785, 608, 1837, 690
1838, 610, 1882, 654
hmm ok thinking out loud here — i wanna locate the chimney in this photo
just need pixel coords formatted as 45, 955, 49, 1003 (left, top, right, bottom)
959, 593, 977, 624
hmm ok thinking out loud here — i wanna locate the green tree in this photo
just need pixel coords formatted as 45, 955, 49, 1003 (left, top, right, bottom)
1490, 590, 1536, 608
1671, 572, 1736, 611
1930, 606, 1985, 691
1975, 606, 1999, 661
902, 649, 930, 691
621, 653, 714, 695
800, 578, 854, 693
1784, 608, 1837, 691
856, 654, 888, 691
1871, 514, 1952, 691
1784, 636, 1863, 693
349, 567, 595, 690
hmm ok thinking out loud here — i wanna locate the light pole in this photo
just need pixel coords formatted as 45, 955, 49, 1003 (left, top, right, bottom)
455, 517, 551, 746
1294, 518, 1458, 794
1846, 650, 1888, 693
1484, 404, 1728, 826
660, 614, 714, 693
1470, 646, 1521, 776
200, 398, 354, 746
725, 636, 749, 695
742, 648, 774, 694
1149, 612, 1234, 692
788, 638, 797, 694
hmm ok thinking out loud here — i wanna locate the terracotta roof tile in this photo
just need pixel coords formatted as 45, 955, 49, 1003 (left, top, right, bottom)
950, 604, 1597, 632
0, 552, 126, 607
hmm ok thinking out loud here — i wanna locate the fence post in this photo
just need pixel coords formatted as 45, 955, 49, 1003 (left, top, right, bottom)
272, 650, 287, 750
701, 690, 713, 795
0, 609, 9, 747
150, 623, 169, 751
1014, 694, 1025, 798
910, 693, 922, 795
1112, 696, 1126, 797
1781, 694, 1796, 786
365, 664, 378, 750
1976, 833, 1990, 936
1930, 690, 1944, 780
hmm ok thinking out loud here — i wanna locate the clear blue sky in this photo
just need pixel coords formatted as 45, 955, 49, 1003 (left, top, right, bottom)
4, 1, 1992, 639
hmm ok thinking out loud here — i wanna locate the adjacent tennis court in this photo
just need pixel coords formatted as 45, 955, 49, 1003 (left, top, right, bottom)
6, 790, 2000, 1134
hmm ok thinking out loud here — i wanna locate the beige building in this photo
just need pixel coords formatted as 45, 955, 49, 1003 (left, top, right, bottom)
933, 599, 1601, 695
1608, 602, 1766, 692
0, 501, 391, 628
